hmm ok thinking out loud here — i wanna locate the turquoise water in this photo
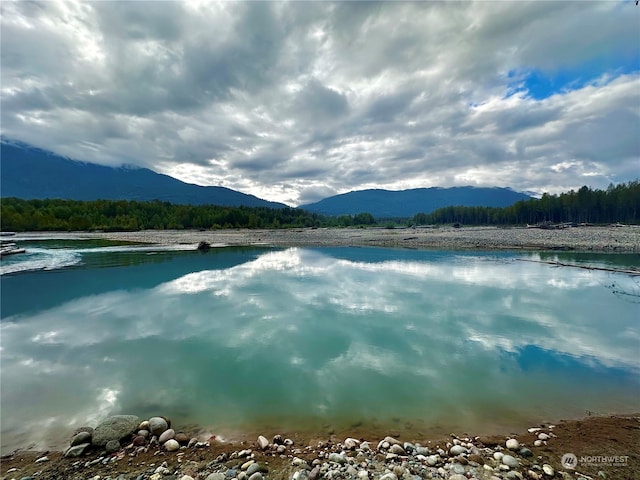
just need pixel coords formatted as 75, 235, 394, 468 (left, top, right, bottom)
1, 242, 639, 453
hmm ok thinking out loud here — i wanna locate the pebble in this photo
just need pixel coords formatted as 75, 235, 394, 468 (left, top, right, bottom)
379, 473, 397, 480
449, 445, 467, 456
415, 446, 430, 456
538, 433, 550, 440
506, 438, 519, 450
241, 460, 255, 470
248, 473, 263, 480
534, 440, 543, 447
502, 454, 519, 468
519, 447, 533, 457
164, 439, 180, 451
383, 436, 401, 446
159, 428, 176, 444
426, 455, 438, 466
493, 452, 504, 461
257, 435, 269, 450
344, 437, 360, 449
449, 475, 467, 480
542, 464, 554, 476
64, 442, 91, 458
35, 456, 49, 463
328, 452, 346, 464
358, 470, 369, 479
247, 463, 268, 475
389, 444, 406, 455
175, 432, 190, 444
105, 439, 121, 453
70, 431, 92, 446
180, 476, 195, 480
148, 417, 169, 436
206, 474, 226, 480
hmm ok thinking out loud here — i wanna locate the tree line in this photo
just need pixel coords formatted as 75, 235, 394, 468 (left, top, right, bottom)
0, 198, 376, 232
1, 181, 637, 232
412, 181, 640, 226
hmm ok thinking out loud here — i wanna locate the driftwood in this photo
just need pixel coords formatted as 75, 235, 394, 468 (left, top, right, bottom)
516, 258, 640, 276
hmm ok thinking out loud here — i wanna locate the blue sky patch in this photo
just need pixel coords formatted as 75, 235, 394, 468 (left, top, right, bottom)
506, 54, 640, 100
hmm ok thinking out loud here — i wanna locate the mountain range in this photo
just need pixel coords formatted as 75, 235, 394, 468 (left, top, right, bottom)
0, 140, 286, 209
1, 140, 531, 217
300, 187, 531, 217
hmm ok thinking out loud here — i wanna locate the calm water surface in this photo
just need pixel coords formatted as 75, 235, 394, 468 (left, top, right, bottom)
1, 241, 639, 453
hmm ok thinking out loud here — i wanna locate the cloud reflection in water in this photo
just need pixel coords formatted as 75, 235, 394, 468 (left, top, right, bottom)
1, 247, 638, 453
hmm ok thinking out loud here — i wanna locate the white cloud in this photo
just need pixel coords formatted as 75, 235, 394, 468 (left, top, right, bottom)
1, 1, 638, 205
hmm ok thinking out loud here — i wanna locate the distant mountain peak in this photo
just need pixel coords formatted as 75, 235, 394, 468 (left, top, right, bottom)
300, 186, 531, 217
1, 140, 288, 208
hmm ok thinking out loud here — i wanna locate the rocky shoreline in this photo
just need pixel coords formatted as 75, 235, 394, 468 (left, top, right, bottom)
2, 414, 638, 480
12, 225, 640, 253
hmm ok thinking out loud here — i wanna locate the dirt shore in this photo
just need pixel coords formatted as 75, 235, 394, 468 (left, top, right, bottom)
2, 415, 638, 480
13, 225, 640, 252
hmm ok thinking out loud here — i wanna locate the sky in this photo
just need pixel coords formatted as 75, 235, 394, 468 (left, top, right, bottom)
1, 1, 639, 206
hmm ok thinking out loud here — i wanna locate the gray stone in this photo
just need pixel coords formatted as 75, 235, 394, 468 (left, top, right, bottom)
383, 436, 401, 446
542, 464, 554, 476
159, 428, 176, 444
148, 416, 169, 436
64, 443, 91, 458
507, 472, 524, 480
449, 476, 467, 480
248, 473, 263, 480
426, 455, 438, 466
70, 431, 92, 446
164, 439, 180, 451
92, 415, 140, 446
35, 456, 49, 463
449, 445, 467, 456
247, 463, 261, 475
328, 452, 346, 464
519, 447, 533, 457
390, 444, 406, 455
379, 474, 397, 480
105, 439, 120, 453
502, 455, 519, 468
206, 474, 225, 480
452, 464, 466, 474
309, 466, 320, 480
415, 446, 430, 456
538, 433, 551, 441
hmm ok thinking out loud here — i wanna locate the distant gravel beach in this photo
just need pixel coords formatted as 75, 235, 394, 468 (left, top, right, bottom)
20, 225, 640, 252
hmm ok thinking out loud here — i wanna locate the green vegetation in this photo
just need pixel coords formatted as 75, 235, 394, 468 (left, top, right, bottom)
412, 181, 640, 226
0, 198, 375, 232
1, 181, 637, 232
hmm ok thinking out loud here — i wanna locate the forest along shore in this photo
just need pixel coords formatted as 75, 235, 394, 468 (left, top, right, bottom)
14, 225, 640, 252
1, 415, 638, 480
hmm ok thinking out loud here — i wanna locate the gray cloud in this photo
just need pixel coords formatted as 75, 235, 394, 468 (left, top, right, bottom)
1, 1, 638, 206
